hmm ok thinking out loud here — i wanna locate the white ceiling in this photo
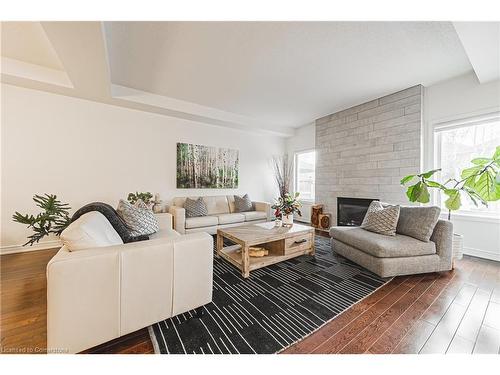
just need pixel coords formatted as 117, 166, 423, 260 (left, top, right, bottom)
1, 22, 64, 70
453, 22, 500, 84
1, 21, 499, 136
104, 22, 472, 128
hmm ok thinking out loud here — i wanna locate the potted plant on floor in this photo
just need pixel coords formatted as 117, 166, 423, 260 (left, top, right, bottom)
400, 146, 500, 260
272, 192, 302, 226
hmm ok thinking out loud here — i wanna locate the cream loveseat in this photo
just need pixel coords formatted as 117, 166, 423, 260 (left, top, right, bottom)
47, 213, 213, 354
169, 195, 272, 234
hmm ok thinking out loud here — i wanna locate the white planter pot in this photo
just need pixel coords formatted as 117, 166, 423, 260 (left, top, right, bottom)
282, 214, 293, 226
452, 233, 464, 261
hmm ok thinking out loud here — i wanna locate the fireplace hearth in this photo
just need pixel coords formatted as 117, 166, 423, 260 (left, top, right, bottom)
337, 197, 378, 226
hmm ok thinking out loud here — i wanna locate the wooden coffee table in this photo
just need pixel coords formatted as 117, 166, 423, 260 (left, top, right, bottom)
216, 222, 315, 278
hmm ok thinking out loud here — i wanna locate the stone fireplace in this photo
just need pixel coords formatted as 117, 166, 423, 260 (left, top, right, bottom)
315, 85, 422, 225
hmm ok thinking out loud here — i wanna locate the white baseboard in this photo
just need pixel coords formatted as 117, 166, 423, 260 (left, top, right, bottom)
463, 246, 500, 262
0, 240, 61, 255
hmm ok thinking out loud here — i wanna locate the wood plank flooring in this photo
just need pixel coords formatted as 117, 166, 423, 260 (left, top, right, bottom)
1, 241, 499, 354
283, 253, 500, 354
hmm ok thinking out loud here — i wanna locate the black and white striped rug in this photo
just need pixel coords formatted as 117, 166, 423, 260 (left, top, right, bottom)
149, 235, 389, 354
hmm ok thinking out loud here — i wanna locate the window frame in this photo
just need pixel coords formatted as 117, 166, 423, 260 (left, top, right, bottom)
432, 110, 500, 220
293, 149, 316, 203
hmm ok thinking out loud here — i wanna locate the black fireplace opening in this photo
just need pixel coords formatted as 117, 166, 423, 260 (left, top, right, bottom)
337, 197, 379, 226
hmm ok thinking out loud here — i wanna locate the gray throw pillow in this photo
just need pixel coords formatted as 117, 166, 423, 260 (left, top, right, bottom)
361, 201, 400, 236
396, 206, 441, 242
184, 197, 208, 218
234, 194, 253, 212
116, 199, 159, 237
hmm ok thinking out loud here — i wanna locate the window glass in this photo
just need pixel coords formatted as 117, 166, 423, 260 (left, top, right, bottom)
295, 151, 315, 201
436, 119, 500, 215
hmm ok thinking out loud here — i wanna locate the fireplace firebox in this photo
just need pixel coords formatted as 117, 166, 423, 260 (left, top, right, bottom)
337, 197, 378, 226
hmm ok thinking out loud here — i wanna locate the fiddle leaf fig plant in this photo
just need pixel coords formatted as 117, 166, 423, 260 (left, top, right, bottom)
401, 146, 500, 220
400, 168, 444, 204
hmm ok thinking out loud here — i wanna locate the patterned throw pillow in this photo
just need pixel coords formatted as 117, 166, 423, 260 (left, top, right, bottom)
234, 194, 254, 212
361, 201, 400, 236
184, 197, 208, 218
116, 199, 159, 236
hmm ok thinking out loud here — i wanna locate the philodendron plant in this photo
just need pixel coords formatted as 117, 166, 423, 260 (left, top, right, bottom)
401, 146, 500, 220
13, 194, 72, 246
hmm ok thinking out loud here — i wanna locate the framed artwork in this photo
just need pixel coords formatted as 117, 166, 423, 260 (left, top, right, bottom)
176, 142, 239, 188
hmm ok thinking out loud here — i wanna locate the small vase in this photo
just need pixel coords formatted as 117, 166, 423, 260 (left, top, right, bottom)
282, 214, 293, 226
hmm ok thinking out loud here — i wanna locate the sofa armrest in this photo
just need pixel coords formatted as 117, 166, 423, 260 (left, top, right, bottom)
430, 219, 453, 270
47, 233, 212, 353
154, 212, 173, 231
47, 245, 121, 353
47, 239, 173, 353
169, 206, 186, 234
253, 201, 272, 220
172, 232, 213, 315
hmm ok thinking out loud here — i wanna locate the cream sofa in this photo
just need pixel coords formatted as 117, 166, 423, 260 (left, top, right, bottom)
46, 213, 213, 354
169, 195, 272, 234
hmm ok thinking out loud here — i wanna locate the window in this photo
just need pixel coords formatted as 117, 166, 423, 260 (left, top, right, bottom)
434, 113, 500, 216
295, 150, 316, 201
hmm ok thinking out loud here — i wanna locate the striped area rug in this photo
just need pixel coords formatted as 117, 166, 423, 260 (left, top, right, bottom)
149, 235, 389, 354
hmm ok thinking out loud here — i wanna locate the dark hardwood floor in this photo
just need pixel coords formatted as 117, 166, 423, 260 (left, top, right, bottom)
1, 235, 499, 354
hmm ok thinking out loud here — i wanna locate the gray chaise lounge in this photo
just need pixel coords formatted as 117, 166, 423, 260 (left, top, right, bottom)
330, 207, 453, 278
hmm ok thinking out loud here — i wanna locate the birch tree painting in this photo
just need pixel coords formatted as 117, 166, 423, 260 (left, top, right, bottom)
177, 143, 239, 188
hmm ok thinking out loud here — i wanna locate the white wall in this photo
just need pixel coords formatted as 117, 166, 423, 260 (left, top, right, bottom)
424, 72, 500, 261
1, 84, 285, 251
423, 71, 500, 169
286, 122, 315, 155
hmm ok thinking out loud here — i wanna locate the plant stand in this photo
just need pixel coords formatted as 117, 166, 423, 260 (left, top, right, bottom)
452, 233, 464, 268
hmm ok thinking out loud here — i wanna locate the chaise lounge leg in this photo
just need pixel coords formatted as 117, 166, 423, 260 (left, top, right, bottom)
195, 306, 204, 319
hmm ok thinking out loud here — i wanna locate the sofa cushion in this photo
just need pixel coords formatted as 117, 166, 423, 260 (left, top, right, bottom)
361, 201, 400, 236
185, 216, 219, 229
396, 206, 441, 242
203, 196, 230, 215
242, 211, 267, 222
226, 195, 237, 213
218, 213, 246, 225
184, 197, 208, 218
173, 196, 230, 216
61, 211, 124, 252
234, 194, 254, 212
329, 226, 436, 258
117, 199, 159, 236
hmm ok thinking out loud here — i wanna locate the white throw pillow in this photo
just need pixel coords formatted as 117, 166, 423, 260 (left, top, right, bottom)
60, 211, 123, 252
